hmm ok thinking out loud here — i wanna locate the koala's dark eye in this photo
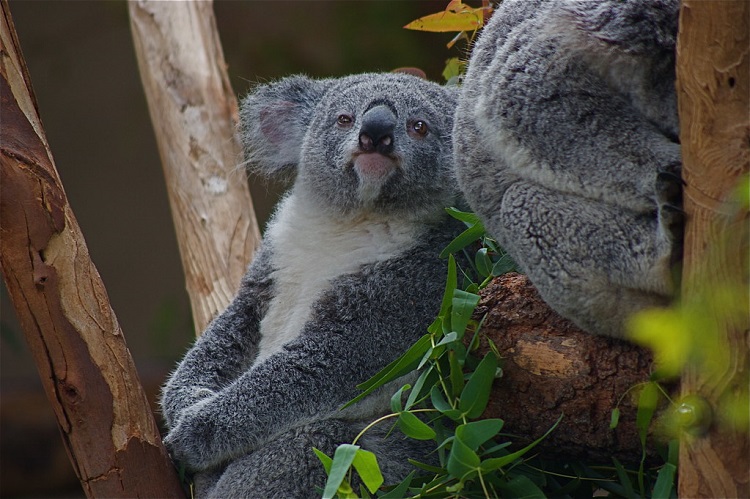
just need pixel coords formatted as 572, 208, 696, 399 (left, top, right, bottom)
410, 120, 429, 137
337, 114, 354, 127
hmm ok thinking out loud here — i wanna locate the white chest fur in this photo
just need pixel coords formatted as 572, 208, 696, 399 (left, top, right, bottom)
253, 192, 423, 364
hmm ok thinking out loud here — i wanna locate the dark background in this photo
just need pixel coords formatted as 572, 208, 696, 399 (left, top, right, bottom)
0, 1, 456, 496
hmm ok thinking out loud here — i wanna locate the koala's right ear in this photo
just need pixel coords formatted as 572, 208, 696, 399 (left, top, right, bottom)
239, 75, 331, 177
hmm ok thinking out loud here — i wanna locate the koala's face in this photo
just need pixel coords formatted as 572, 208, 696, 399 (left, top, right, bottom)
300, 74, 457, 217
241, 73, 457, 219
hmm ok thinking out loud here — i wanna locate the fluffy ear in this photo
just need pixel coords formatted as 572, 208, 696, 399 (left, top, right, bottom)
239, 75, 331, 177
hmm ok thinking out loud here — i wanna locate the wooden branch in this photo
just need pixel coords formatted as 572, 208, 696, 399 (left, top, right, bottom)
129, 0, 261, 334
0, 2, 185, 497
676, 1, 750, 497
478, 274, 657, 465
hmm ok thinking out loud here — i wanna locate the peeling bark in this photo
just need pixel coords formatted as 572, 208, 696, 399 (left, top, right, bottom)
0, 2, 185, 497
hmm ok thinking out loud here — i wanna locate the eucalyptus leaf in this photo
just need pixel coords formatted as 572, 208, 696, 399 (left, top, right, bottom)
652, 462, 677, 499
440, 223, 485, 258
378, 471, 415, 499
351, 448, 384, 494
455, 419, 504, 451
398, 411, 436, 440
459, 351, 497, 419
445, 207, 481, 226
475, 247, 493, 278
497, 475, 547, 499
313, 447, 333, 474
449, 350, 465, 399
480, 415, 562, 471
451, 289, 480, 338
344, 334, 431, 408
321, 444, 359, 499
447, 432, 480, 480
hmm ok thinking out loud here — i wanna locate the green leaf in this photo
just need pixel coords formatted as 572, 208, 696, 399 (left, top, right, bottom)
447, 432, 481, 480
475, 247, 493, 278
440, 223, 485, 258
497, 475, 547, 499
442, 57, 462, 82
610, 408, 621, 429
398, 411, 436, 440
445, 207, 481, 225
390, 384, 410, 413
378, 471, 415, 499
321, 444, 359, 499
344, 334, 431, 408
637, 382, 660, 448
439, 255, 458, 318
459, 351, 497, 419
491, 253, 517, 276
455, 419, 504, 451
351, 449, 384, 494
449, 350, 464, 398
430, 386, 462, 420
612, 457, 636, 499
451, 289, 480, 338
313, 447, 333, 474
652, 463, 677, 499
405, 366, 436, 410
480, 415, 562, 471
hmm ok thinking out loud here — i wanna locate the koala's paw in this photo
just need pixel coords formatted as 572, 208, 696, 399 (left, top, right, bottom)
163, 400, 218, 472
655, 168, 685, 269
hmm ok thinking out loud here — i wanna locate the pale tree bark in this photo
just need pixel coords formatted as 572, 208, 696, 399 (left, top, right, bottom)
676, 1, 750, 497
129, 0, 261, 335
0, 2, 185, 497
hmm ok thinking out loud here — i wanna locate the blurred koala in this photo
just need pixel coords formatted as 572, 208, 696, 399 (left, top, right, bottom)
454, 0, 683, 337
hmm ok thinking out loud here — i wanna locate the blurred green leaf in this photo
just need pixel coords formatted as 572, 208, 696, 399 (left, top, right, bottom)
455, 419, 504, 451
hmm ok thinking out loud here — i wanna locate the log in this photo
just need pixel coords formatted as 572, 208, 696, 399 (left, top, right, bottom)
0, 2, 185, 497
676, 1, 750, 497
129, 0, 261, 334
478, 273, 657, 465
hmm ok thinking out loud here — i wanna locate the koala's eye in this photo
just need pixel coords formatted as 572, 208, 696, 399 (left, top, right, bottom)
410, 120, 429, 137
337, 114, 354, 127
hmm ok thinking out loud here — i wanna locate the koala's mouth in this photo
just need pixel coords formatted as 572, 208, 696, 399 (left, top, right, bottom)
352, 152, 399, 180
351, 152, 401, 204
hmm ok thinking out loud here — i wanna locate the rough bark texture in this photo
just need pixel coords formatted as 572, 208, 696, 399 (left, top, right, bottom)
0, 2, 185, 497
129, 0, 261, 334
676, 1, 750, 497
477, 274, 658, 465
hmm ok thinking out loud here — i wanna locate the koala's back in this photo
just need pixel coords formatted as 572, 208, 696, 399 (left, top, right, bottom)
454, 0, 681, 337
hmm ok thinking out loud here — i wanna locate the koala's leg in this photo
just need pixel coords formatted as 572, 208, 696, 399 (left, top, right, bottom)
496, 181, 678, 338
204, 419, 429, 499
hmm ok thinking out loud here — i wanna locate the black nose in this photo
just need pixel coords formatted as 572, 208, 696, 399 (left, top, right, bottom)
359, 105, 396, 155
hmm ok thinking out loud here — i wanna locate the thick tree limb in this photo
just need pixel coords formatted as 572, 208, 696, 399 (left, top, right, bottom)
0, 2, 185, 497
676, 1, 750, 497
478, 274, 657, 465
129, 0, 261, 334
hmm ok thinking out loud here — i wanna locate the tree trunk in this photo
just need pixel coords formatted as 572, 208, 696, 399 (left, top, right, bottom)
676, 1, 750, 497
129, 0, 261, 335
0, 2, 185, 497
478, 274, 657, 465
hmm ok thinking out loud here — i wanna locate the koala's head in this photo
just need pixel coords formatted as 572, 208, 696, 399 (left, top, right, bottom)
240, 73, 458, 219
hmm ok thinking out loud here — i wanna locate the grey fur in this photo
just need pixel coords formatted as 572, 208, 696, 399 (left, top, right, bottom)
162, 73, 461, 498
454, 0, 683, 337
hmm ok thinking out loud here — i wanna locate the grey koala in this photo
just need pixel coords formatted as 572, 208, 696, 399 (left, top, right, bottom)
161, 72, 461, 498
454, 0, 683, 337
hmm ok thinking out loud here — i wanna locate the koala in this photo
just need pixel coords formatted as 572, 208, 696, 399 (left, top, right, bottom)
161, 72, 461, 498
454, 0, 683, 338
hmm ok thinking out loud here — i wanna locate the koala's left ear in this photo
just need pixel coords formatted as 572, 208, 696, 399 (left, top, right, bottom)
240, 75, 331, 177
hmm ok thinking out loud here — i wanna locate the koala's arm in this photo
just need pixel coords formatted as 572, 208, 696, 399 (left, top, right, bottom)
464, 0, 680, 212
160, 244, 275, 429
162, 241, 447, 472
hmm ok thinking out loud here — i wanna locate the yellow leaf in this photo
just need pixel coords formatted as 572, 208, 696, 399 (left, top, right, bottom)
404, 0, 484, 33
